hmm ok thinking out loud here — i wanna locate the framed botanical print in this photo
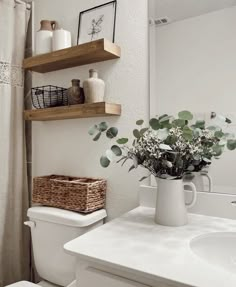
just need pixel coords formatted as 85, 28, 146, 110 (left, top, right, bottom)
77, 0, 117, 45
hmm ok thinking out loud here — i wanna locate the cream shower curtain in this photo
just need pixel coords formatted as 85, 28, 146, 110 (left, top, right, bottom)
0, 0, 30, 285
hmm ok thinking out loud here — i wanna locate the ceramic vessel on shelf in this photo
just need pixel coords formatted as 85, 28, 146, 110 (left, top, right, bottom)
52, 28, 71, 51
67, 79, 85, 105
155, 178, 197, 227
36, 20, 58, 55
83, 69, 105, 103
184, 171, 212, 192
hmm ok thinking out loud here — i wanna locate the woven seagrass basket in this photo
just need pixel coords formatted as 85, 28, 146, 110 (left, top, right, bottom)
33, 175, 107, 213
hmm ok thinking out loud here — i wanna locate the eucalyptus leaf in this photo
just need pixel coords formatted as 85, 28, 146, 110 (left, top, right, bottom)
193, 128, 202, 137
111, 145, 122, 156
159, 115, 172, 123
165, 135, 177, 145
215, 130, 224, 138
93, 132, 102, 141
178, 111, 193, 121
106, 149, 115, 162
182, 126, 193, 141
194, 120, 205, 129
98, 122, 108, 132
140, 128, 149, 136
149, 118, 160, 130
172, 119, 185, 128
100, 156, 110, 168
116, 138, 128, 145
227, 139, 236, 151
136, 119, 144, 125
133, 129, 141, 139
106, 127, 118, 139
213, 145, 223, 156
159, 144, 172, 150
88, 125, 98, 136
159, 114, 168, 121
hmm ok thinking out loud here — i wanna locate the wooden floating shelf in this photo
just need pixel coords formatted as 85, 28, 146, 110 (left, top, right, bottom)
23, 39, 121, 73
24, 102, 121, 121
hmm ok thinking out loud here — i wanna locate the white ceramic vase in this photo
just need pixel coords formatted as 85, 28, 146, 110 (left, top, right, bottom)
35, 20, 58, 55
83, 69, 105, 103
155, 178, 197, 227
184, 172, 212, 192
52, 28, 71, 51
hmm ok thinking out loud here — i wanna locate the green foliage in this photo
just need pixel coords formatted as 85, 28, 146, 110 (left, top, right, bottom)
106, 127, 118, 139
136, 119, 144, 125
227, 139, 236, 150
182, 126, 193, 141
149, 118, 160, 130
133, 129, 141, 139
88, 125, 98, 136
93, 132, 102, 141
178, 110, 193, 121
89, 112, 236, 178
172, 119, 186, 128
111, 145, 122, 156
116, 138, 128, 144
140, 128, 149, 136
98, 122, 108, 132
193, 120, 205, 129
100, 156, 110, 168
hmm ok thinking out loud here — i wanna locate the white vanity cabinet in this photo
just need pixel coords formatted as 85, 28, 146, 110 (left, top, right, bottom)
64, 207, 236, 287
75, 261, 174, 287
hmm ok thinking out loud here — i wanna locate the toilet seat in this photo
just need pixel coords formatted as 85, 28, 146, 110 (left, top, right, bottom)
6, 281, 39, 287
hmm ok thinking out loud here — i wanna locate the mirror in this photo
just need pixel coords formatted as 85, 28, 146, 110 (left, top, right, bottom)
149, 0, 236, 195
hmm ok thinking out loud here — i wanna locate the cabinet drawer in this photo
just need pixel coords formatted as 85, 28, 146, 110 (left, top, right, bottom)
78, 267, 151, 287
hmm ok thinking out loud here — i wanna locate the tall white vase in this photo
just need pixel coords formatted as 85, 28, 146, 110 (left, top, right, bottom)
155, 178, 197, 227
83, 69, 105, 103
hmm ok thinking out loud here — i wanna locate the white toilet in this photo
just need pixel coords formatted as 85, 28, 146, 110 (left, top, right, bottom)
7, 206, 107, 287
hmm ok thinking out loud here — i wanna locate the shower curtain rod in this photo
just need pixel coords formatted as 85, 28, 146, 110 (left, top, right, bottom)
15, 0, 31, 9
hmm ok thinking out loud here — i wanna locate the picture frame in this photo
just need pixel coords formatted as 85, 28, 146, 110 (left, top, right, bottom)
77, 0, 117, 45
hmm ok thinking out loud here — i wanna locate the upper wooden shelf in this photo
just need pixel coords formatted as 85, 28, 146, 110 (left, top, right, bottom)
24, 102, 121, 121
23, 39, 121, 73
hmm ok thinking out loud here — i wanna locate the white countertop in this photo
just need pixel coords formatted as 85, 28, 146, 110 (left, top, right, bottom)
64, 207, 236, 287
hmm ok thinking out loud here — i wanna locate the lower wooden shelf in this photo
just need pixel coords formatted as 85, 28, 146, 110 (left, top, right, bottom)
24, 102, 121, 121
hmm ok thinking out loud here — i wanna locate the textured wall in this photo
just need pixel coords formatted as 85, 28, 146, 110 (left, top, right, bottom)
32, 0, 149, 220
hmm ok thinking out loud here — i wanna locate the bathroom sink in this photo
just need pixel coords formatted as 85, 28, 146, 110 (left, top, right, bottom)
190, 232, 236, 273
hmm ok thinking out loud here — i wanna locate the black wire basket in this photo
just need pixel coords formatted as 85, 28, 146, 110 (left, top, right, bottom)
31, 85, 68, 109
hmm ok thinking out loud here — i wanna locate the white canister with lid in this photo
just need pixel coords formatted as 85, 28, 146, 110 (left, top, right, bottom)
52, 28, 71, 51
35, 20, 58, 55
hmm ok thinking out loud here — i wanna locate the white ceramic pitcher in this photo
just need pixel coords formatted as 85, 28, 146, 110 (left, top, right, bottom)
155, 178, 197, 227
184, 172, 212, 192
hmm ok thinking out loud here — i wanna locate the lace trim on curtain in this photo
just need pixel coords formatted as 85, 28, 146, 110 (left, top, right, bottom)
0, 61, 24, 87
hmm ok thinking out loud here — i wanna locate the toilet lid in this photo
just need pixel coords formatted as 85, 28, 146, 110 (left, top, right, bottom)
6, 281, 39, 287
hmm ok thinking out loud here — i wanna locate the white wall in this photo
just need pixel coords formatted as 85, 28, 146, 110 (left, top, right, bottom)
152, 6, 236, 193
32, 0, 149, 220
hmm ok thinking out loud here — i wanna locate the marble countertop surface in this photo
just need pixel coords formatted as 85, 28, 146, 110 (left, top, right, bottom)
64, 207, 236, 287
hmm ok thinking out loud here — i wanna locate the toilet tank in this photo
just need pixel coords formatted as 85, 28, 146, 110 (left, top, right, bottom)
26, 207, 106, 287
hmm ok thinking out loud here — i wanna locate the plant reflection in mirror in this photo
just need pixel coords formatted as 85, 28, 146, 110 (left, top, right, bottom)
88, 111, 236, 181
